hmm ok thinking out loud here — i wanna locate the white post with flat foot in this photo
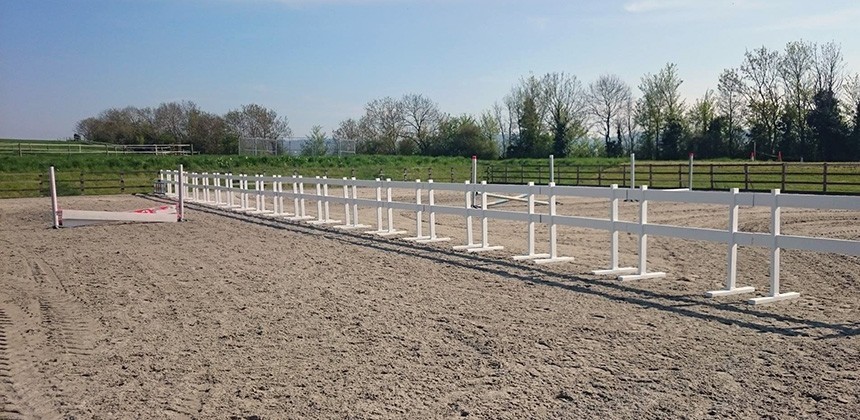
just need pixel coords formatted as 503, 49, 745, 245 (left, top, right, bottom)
619, 186, 667, 281
513, 182, 551, 261
533, 182, 573, 264
705, 188, 755, 297
405, 180, 431, 241
416, 180, 450, 243
593, 184, 636, 275
462, 181, 503, 253
748, 189, 800, 305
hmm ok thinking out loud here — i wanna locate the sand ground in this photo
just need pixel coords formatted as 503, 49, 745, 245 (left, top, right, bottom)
0, 190, 858, 419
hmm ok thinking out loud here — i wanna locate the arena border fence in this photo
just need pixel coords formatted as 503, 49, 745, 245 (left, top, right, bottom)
159, 169, 860, 305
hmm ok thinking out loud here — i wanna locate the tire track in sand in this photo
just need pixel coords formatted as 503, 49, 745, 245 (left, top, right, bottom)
26, 258, 98, 357
0, 306, 62, 419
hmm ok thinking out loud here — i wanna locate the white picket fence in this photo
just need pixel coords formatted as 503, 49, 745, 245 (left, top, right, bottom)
159, 170, 860, 305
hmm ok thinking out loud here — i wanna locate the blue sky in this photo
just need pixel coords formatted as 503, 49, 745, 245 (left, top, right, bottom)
1, 0, 858, 140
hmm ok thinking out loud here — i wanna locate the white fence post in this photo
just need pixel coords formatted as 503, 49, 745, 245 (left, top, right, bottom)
513, 182, 550, 261
375, 178, 406, 236
593, 184, 636, 275
370, 178, 384, 233
630, 153, 636, 189
225, 173, 234, 208
50, 166, 60, 228
619, 186, 667, 281
705, 188, 755, 297
309, 176, 341, 225
460, 181, 503, 253
177, 165, 184, 221
405, 180, 431, 241
533, 182, 572, 264
416, 179, 450, 243
453, 181, 480, 250
748, 189, 800, 305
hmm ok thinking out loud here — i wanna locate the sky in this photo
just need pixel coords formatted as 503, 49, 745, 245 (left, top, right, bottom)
1, 0, 859, 140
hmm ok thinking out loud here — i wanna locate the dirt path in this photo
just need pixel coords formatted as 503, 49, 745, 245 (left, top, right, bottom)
0, 194, 857, 418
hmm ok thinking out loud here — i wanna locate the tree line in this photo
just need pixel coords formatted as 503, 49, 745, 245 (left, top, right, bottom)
75, 102, 291, 154
77, 39, 860, 161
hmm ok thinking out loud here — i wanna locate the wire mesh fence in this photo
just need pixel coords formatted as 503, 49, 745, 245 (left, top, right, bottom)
238, 137, 356, 156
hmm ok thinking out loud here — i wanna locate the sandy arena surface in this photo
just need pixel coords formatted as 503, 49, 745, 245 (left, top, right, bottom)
0, 190, 858, 419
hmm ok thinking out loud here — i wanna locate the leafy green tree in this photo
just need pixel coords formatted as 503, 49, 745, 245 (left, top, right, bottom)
717, 68, 746, 158
851, 102, 860, 160
542, 72, 587, 158
741, 46, 782, 157
432, 115, 497, 159
224, 103, 291, 140
808, 90, 849, 161
508, 95, 549, 158
687, 90, 717, 157
779, 41, 815, 160
636, 63, 684, 159
301, 125, 329, 156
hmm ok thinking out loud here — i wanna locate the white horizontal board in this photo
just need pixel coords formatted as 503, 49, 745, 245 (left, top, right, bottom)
644, 224, 728, 243
777, 235, 860, 256
62, 209, 177, 227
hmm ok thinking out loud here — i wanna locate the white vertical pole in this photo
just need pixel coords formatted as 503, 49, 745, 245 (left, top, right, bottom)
549, 155, 555, 184
191, 173, 198, 201
315, 176, 323, 222
293, 178, 300, 216
593, 185, 636, 274
689, 153, 694, 190
471, 155, 479, 204
770, 189, 781, 296
747, 189, 798, 304
299, 176, 306, 217
226, 173, 233, 207
322, 177, 331, 220
239, 174, 248, 210
49, 166, 60, 228
216, 174, 223, 205
727, 188, 739, 289
471, 155, 477, 184
548, 182, 558, 258
638, 185, 648, 275
527, 182, 536, 255
415, 180, 423, 237
278, 176, 284, 214
342, 177, 351, 226
630, 153, 636, 189
375, 178, 383, 231
465, 181, 474, 245
203, 173, 210, 203
258, 176, 266, 212
177, 164, 185, 222
428, 180, 437, 238
351, 177, 360, 226
480, 181, 489, 248
385, 178, 394, 232
610, 184, 620, 268
272, 176, 280, 215
417, 179, 451, 243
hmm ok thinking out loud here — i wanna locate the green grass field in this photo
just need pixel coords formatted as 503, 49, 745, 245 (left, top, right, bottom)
0, 153, 858, 198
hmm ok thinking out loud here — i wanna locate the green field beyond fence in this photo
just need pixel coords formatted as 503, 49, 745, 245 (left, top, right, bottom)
0, 139, 192, 155
0, 154, 858, 198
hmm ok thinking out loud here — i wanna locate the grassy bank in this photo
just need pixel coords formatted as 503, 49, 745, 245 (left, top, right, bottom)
0, 154, 857, 198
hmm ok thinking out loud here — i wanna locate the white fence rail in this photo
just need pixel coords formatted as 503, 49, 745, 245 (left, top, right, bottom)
159, 170, 860, 305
